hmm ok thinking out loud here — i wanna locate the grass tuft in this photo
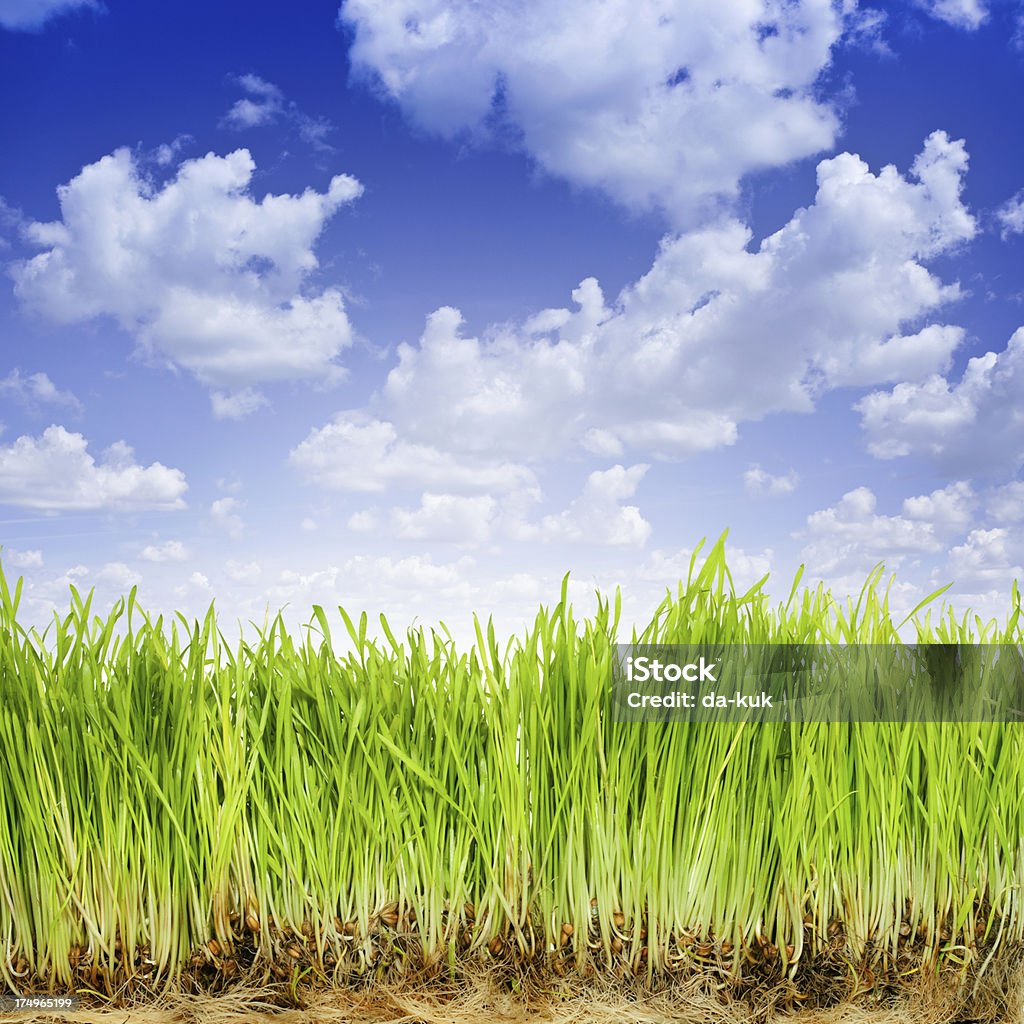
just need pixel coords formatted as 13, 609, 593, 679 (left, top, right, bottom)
1, 533, 1023, 1009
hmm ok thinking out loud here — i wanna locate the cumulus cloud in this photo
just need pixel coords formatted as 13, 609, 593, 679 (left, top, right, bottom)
0, 369, 82, 412
946, 529, 1023, 590
857, 328, 1024, 476
901, 480, 976, 530
744, 465, 799, 497
271, 554, 475, 609
342, 0, 848, 223
0, 0, 98, 31
0, 425, 186, 510
530, 464, 652, 547
364, 133, 973, 466
12, 148, 363, 414
290, 411, 539, 495
800, 486, 942, 578
344, 465, 651, 548
913, 0, 988, 30
2, 547, 43, 568
175, 571, 213, 598
391, 493, 499, 545
141, 540, 190, 562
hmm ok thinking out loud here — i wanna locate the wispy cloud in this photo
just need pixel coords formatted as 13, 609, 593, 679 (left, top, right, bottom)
222, 73, 335, 151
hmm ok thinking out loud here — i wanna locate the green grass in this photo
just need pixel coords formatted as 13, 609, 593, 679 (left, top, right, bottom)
1, 533, 1022, 997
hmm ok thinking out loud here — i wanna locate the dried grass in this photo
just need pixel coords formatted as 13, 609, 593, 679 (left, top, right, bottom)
5, 959, 1022, 1024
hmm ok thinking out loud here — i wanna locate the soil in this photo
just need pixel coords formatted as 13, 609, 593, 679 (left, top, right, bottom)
3, 960, 1022, 1024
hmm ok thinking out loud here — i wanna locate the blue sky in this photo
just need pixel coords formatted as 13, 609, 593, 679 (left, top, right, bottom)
1, 0, 1023, 642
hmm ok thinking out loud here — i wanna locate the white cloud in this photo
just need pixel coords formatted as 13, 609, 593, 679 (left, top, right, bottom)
0, 0, 97, 31
0, 369, 82, 412
0, 196, 21, 229
636, 543, 773, 592
53, 564, 88, 589
531, 464, 652, 547
0, 425, 187, 511
342, 0, 849, 223
300, 516, 317, 531
997, 190, 1024, 239
210, 497, 245, 539
391, 493, 498, 544
12, 148, 363, 412
857, 328, 1024, 475
987, 482, 1024, 524
270, 554, 476, 612
3, 547, 43, 568
914, 0, 988, 30
222, 74, 335, 149
946, 529, 1022, 590
222, 74, 284, 128
345, 464, 650, 548
152, 136, 192, 167
793, 480, 1023, 626
347, 509, 378, 532
210, 388, 269, 420
175, 571, 213, 598
800, 486, 942, 577
141, 540, 190, 562
744, 464, 799, 497
369, 134, 973, 465
96, 561, 140, 588
226, 559, 262, 583
290, 411, 539, 495
901, 481, 976, 530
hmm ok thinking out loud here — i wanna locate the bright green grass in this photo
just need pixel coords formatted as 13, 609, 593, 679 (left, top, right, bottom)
1, 534, 1022, 993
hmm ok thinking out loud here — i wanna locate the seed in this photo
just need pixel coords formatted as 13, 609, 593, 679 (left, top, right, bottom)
245, 912, 260, 933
